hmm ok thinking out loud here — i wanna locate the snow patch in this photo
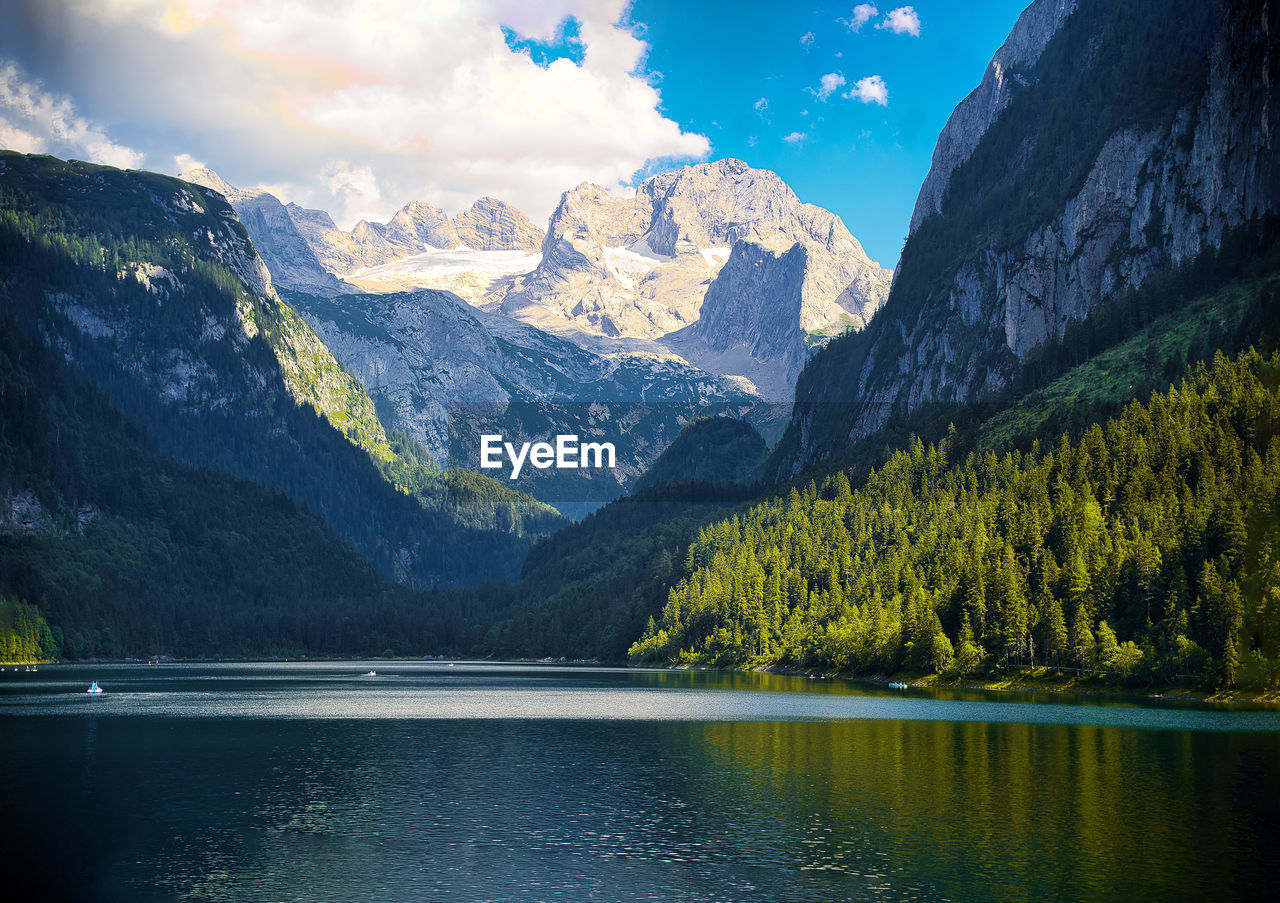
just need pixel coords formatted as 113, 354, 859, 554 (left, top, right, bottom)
700, 247, 731, 266
344, 248, 540, 281
603, 243, 669, 290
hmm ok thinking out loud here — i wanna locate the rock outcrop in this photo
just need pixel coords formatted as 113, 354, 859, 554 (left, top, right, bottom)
453, 197, 543, 251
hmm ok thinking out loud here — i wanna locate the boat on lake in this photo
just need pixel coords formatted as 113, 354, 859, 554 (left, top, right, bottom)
86, 681, 103, 695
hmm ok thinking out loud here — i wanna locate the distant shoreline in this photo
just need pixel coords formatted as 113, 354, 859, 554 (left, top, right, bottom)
9, 656, 1279, 709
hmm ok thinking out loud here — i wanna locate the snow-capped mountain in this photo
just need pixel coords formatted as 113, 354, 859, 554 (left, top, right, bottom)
494, 159, 892, 353
181, 167, 544, 298
183, 159, 891, 411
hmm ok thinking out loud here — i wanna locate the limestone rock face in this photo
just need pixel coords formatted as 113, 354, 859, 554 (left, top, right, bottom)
496, 158, 892, 348
453, 197, 543, 251
781, 0, 1280, 475
668, 241, 809, 399
909, 0, 1079, 234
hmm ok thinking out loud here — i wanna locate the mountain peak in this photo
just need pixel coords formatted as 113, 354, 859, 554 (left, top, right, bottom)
180, 166, 239, 198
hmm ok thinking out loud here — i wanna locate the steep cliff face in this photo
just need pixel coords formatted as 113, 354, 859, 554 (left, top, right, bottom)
668, 241, 810, 397
781, 0, 1280, 475
495, 158, 892, 344
909, 0, 1079, 233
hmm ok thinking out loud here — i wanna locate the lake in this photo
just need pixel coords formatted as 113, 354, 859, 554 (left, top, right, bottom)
1, 662, 1278, 901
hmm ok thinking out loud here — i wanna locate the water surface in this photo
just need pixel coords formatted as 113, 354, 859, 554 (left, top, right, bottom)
1, 663, 1277, 901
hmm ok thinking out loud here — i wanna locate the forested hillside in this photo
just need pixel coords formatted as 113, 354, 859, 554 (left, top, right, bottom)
631, 347, 1280, 688
0, 319, 465, 658
0, 152, 561, 588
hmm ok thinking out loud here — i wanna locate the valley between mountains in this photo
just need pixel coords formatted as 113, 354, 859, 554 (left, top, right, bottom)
2, 0, 1279, 696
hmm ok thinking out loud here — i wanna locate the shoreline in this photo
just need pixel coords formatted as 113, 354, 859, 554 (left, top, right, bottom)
14, 656, 1279, 708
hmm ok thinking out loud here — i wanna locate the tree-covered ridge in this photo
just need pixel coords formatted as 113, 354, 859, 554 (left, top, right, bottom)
0, 317, 435, 658
633, 416, 768, 493
631, 348, 1280, 689
0, 151, 392, 462
0, 596, 58, 663
0, 152, 562, 586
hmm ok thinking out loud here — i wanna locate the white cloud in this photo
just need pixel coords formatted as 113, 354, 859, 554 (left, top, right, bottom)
0, 60, 144, 169
845, 75, 889, 105
849, 4, 878, 31
754, 97, 769, 114
173, 152, 204, 171
782, 131, 806, 144
800, 31, 815, 49
812, 72, 846, 102
3, 1, 709, 229
0, 114, 45, 154
877, 6, 921, 36
325, 163, 384, 226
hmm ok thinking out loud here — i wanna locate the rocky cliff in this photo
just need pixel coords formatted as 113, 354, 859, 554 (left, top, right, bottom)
780, 0, 1280, 474
495, 158, 892, 347
668, 241, 810, 397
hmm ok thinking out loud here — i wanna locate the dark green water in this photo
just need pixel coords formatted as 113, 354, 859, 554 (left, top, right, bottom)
1, 663, 1278, 901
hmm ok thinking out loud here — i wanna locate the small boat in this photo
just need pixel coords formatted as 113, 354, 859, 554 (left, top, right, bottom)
365, 670, 377, 677
86, 681, 103, 695
889, 681, 909, 690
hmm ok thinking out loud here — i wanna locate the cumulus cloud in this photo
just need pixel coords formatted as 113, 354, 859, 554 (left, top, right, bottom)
845, 75, 889, 105
877, 6, 921, 36
0, 0, 709, 228
0, 115, 44, 154
754, 97, 769, 114
848, 4, 878, 31
782, 131, 806, 144
0, 60, 144, 168
799, 31, 815, 49
812, 72, 846, 102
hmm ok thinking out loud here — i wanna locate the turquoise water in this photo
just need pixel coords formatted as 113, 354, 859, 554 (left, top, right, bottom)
1, 663, 1277, 900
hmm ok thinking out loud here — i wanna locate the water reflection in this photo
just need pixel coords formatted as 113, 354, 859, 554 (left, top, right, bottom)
0, 665, 1277, 901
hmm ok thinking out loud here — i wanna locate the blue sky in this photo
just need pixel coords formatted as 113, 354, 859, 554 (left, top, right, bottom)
623, 1, 1029, 265
0, 1, 1029, 269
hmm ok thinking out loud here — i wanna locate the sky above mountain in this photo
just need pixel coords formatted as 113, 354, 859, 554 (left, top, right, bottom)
0, 0, 1027, 267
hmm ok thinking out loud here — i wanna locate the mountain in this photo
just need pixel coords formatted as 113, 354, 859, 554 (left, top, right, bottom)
281, 284, 768, 515
494, 158, 891, 355
453, 196, 544, 251
182, 167, 545, 289
778, 0, 1280, 475
633, 416, 768, 493
0, 313, 448, 659
188, 160, 889, 400
0, 152, 562, 587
